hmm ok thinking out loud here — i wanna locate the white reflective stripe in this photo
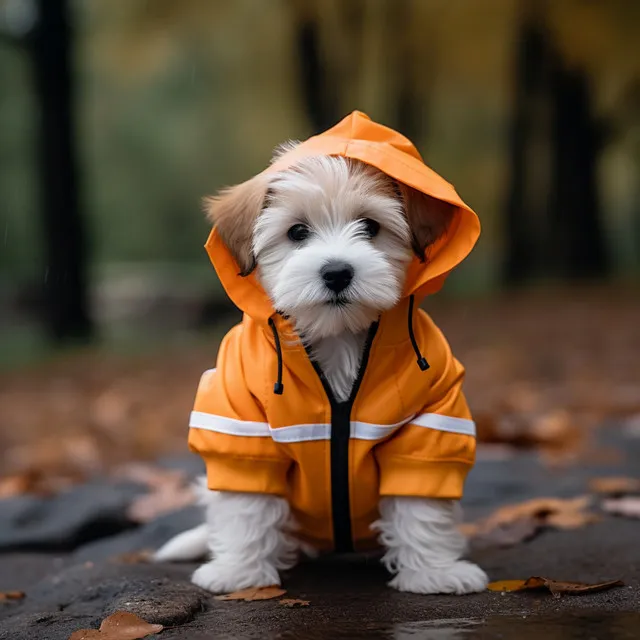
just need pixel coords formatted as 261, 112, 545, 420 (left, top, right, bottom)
190, 412, 329, 441
189, 411, 475, 440
270, 423, 330, 443
350, 416, 413, 440
410, 413, 476, 436
189, 411, 270, 437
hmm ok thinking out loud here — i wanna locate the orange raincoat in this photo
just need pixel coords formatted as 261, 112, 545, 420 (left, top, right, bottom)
189, 111, 481, 552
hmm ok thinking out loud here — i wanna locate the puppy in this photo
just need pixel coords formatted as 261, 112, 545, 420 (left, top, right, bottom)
155, 112, 488, 596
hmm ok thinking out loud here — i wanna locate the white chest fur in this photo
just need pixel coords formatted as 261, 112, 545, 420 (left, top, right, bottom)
310, 331, 367, 402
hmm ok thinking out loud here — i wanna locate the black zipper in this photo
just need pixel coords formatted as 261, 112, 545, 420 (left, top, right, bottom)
306, 321, 379, 553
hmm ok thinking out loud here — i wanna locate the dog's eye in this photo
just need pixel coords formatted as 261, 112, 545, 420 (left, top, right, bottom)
287, 223, 310, 243
361, 218, 380, 239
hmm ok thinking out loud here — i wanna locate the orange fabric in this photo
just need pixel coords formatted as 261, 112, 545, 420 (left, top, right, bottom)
189, 111, 480, 551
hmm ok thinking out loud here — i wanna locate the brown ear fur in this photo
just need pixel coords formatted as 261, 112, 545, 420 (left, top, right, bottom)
397, 182, 455, 261
203, 175, 268, 276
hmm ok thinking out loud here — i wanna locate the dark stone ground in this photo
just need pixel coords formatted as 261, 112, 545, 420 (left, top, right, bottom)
1, 428, 639, 640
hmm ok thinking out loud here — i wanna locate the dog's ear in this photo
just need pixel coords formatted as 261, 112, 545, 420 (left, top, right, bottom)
203, 175, 268, 276
396, 182, 456, 262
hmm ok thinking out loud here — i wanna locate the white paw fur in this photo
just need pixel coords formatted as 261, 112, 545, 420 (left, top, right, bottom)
192, 558, 280, 593
389, 561, 488, 595
373, 496, 488, 595
191, 490, 299, 593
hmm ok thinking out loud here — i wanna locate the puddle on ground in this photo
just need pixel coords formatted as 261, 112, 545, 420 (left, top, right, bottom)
263, 612, 640, 640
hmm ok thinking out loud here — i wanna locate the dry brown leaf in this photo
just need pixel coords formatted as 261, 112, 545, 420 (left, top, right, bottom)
278, 598, 310, 608
126, 482, 195, 523
488, 577, 623, 597
589, 477, 640, 496
545, 509, 601, 529
114, 464, 185, 490
68, 610, 163, 639
602, 496, 640, 519
0, 470, 51, 498
0, 591, 25, 602
458, 522, 478, 537
480, 496, 591, 528
214, 586, 287, 601
111, 550, 153, 564
536, 578, 624, 597
468, 518, 540, 549
474, 408, 585, 462
463, 496, 596, 548
487, 580, 529, 592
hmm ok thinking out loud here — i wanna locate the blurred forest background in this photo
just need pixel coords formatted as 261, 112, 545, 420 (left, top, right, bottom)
0, 0, 639, 484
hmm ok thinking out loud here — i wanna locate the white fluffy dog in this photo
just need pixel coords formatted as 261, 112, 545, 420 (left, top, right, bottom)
155, 149, 488, 596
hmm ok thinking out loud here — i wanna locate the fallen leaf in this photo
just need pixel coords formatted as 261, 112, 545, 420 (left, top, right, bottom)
214, 586, 287, 601
114, 464, 185, 490
536, 578, 624, 597
487, 580, 529, 592
0, 470, 49, 498
474, 408, 585, 462
68, 611, 163, 639
123, 466, 196, 523
278, 598, 310, 607
463, 496, 596, 548
0, 591, 25, 601
602, 496, 640, 519
127, 484, 195, 523
468, 518, 540, 550
111, 550, 153, 564
589, 477, 640, 496
545, 509, 601, 530
488, 577, 623, 597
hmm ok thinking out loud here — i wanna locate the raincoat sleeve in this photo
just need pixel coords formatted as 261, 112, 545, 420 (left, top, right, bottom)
187, 330, 292, 497
374, 324, 476, 501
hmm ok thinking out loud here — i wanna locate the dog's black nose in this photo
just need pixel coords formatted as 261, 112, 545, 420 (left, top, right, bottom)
321, 262, 354, 293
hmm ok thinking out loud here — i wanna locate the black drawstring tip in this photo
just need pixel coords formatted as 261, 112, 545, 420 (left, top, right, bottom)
408, 295, 430, 373
268, 317, 285, 395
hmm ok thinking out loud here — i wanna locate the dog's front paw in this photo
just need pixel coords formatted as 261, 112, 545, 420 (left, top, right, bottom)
389, 561, 488, 595
192, 560, 280, 594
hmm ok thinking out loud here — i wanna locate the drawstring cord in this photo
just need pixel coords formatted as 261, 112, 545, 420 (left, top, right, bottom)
268, 317, 284, 395
408, 295, 430, 371
269, 297, 428, 395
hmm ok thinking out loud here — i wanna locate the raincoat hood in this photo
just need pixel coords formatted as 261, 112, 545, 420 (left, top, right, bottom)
204, 110, 480, 323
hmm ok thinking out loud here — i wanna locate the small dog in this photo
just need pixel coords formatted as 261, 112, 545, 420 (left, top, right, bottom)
155, 112, 488, 596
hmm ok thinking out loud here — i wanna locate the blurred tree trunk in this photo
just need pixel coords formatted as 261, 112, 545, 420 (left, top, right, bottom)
550, 65, 608, 278
293, 1, 340, 134
29, 0, 93, 342
504, 7, 553, 284
391, 0, 427, 144
504, 3, 608, 283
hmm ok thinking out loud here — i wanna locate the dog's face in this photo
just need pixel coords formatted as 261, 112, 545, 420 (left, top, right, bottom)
254, 157, 412, 342
206, 151, 454, 342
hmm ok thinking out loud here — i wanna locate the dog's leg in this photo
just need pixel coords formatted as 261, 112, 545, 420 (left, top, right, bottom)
373, 496, 488, 595
191, 491, 299, 593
